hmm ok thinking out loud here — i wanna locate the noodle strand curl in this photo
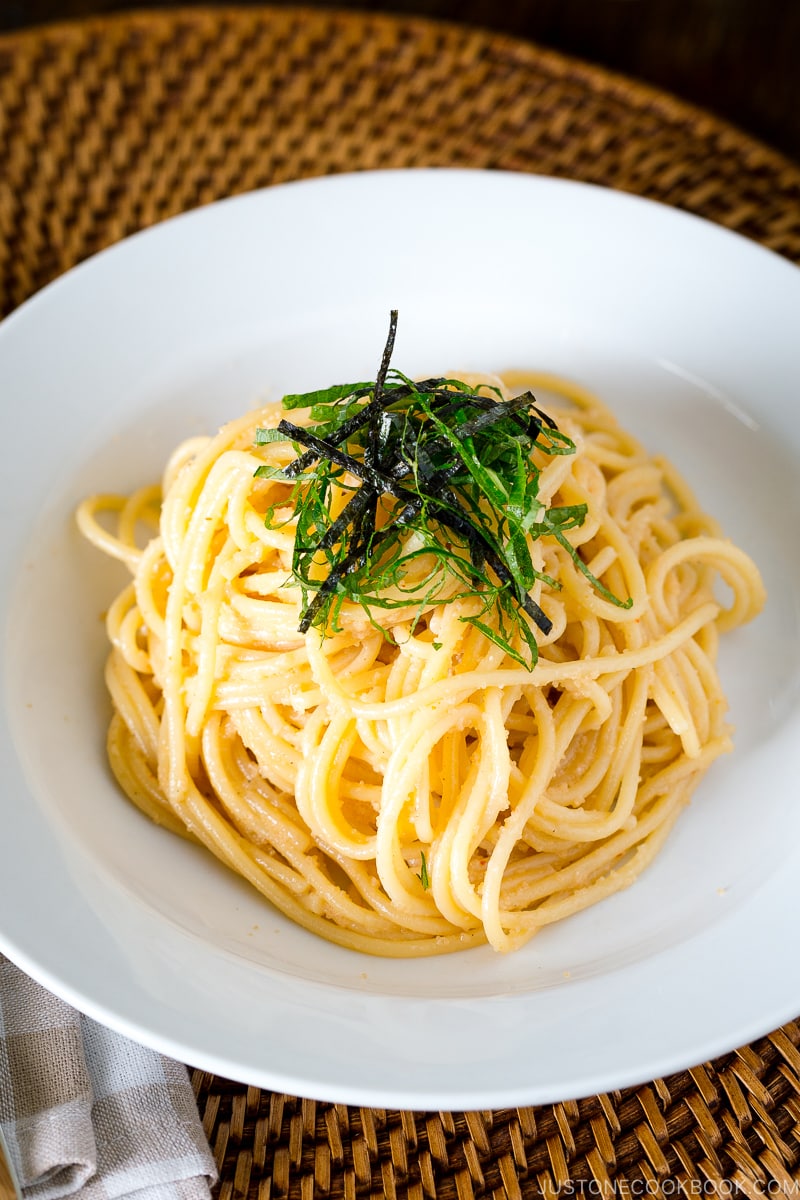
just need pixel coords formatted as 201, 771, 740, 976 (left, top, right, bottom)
76, 374, 765, 955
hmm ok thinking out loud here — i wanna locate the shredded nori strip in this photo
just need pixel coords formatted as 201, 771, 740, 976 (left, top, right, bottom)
254, 311, 630, 668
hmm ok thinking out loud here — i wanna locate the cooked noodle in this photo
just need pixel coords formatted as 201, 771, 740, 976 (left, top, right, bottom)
76, 372, 766, 955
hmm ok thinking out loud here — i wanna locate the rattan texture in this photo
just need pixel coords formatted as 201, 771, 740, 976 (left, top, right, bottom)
1, 4, 800, 316
191, 1023, 800, 1197
1, 7, 799, 1196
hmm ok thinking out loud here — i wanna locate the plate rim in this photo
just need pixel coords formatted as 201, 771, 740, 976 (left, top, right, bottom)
1, 167, 799, 1108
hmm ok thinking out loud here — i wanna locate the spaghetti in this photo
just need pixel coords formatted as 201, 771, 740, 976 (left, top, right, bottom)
76, 366, 765, 956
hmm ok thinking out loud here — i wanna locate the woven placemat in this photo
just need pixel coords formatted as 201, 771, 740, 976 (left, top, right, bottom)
1, 7, 799, 1195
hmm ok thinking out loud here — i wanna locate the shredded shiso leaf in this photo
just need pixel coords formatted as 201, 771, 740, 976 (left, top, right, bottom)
254, 311, 629, 668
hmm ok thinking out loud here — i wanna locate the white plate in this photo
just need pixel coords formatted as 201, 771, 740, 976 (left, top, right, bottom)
1, 169, 799, 1110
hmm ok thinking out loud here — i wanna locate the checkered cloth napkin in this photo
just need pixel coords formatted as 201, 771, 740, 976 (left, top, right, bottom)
0, 956, 217, 1200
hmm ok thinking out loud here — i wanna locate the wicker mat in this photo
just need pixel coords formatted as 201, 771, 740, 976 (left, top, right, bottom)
1, 7, 799, 1196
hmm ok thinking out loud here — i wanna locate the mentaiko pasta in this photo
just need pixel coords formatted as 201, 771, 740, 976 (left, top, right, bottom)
76, 369, 765, 956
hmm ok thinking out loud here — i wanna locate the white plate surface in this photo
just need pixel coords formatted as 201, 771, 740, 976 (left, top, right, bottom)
1, 169, 799, 1109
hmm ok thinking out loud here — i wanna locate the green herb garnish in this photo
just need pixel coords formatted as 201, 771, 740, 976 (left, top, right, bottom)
255, 311, 629, 668
417, 851, 431, 890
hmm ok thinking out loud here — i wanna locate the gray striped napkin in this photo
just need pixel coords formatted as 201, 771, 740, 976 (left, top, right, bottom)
0, 956, 217, 1200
